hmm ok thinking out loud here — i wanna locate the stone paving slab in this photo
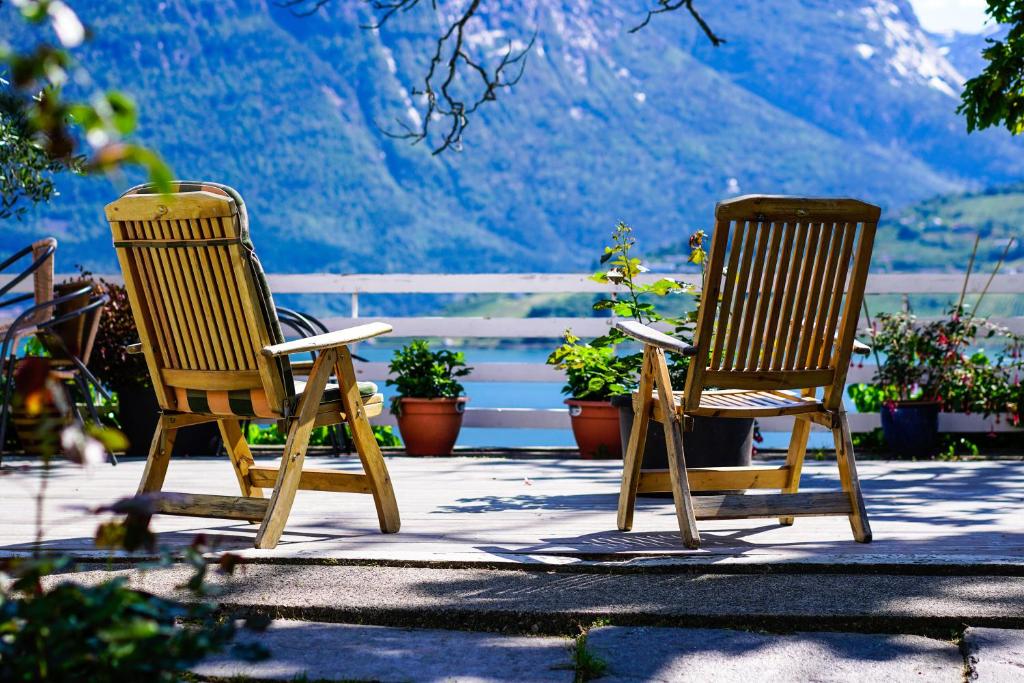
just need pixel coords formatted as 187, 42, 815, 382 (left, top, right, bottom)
4, 457, 1024, 569
586, 626, 963, 682
964, 627, 1024, 681
49, 564, 1024, 631
191, 619, 574, 682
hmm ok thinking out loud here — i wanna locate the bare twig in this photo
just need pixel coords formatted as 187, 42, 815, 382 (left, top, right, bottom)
630, 0, 725, 45
277, 0, 331, 17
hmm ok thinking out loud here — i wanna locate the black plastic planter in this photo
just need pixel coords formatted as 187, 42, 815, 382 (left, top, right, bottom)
611, 394, 753, 473
116, 384, 221, 456
880, 400, 940, 459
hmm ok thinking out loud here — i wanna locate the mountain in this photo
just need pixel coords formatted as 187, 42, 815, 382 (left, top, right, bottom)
2, 0, 1021, 278
931, 24, 1002, 78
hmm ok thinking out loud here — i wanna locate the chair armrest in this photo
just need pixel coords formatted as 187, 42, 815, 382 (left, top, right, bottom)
615, 320, 698, 357
126, 343, 143, 355
852, 339, 871, 356
262, 321, 392, 358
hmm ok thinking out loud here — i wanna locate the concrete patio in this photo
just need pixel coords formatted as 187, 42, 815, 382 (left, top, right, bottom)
3, 453, 1023, 569
8, 453, 1024, 680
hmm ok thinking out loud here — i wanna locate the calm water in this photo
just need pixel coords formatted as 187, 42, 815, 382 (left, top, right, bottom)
359, 343, 841, 450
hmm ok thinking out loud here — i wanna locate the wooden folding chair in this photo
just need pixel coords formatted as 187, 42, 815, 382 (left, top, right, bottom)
616, 195, 878, 549
104, 181, 400, 549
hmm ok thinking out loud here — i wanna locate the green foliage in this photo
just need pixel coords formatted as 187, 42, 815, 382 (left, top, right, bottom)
549, 222, 704, 400
89, 278, 149, 390
0, 357, 264, 682
0, 84, 65, 220
0, 561, 243, 682
386, 340, 471, 412
245, 422, 401, 447
0, 0, 170, 221
547, 329, 637, 401
959, 1, 1024, 134
847, 383, 897, 413
572, 632, 608, 682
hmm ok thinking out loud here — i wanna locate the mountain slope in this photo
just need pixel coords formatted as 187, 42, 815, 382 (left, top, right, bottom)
1, 0, 1020, 276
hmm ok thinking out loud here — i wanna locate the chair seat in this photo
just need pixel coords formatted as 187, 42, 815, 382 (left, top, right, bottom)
658, 389, 823, 418
292, 378, 379, 405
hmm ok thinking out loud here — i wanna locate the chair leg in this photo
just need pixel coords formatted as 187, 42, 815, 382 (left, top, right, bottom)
335, 346, 400, 534
652, 348, 700, 549
219, 418, 263, 499
779, 416, 812, 526
833, 409, 872, 543
255, 349, 336, 550
139, 416, 176, 494
618, 347, 654, 531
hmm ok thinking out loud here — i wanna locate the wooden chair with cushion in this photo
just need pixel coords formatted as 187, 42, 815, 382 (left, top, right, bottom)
104, 181, 399, 549
616, 195, 878, 549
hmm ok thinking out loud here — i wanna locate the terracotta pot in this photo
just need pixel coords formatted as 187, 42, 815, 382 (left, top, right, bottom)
396, 397, 467, 456
566, 398, 622, 459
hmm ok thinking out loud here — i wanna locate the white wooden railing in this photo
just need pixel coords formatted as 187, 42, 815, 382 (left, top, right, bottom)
6, 272, 1023, 435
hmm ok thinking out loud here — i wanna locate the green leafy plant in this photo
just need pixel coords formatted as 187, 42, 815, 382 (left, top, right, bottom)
245, 422, 401, 448
958, 0, 1024, 135
854, 237, 1023, 425
386, 340, 472, 413
547, 221, 704, 401
547, 330, 637, 401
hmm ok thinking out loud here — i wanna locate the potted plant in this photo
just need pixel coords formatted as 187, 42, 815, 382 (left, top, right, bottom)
90, 280, 219, 456
858, 238, 1022, 457
387, 339, 472, 456
547, 331, 635, 459
588, 222, 754, 469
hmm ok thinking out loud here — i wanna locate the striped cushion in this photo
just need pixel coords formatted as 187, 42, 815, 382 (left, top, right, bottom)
172, 381, 379, 419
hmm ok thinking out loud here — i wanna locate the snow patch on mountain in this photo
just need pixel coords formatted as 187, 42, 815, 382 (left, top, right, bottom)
859, 0, 963, 96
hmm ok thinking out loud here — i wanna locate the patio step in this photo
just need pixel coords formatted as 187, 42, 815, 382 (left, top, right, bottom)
52, 563, 1024, 636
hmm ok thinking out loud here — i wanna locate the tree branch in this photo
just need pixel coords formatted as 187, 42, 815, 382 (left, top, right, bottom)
630, 0, 725, 46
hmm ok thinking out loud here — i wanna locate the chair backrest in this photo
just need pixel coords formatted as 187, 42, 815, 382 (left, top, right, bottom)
682, 196, 879, 412
104, 182, 293, 418
29, 238, 56, 327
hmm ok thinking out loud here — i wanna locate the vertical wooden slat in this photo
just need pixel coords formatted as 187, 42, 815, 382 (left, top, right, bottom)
196, 217, 242, 370
782, 223, 823, 370
139, 219, 189, 369
711, 221, 746, 370
181, 218, 228, 370
206, 217, 254, 370
734, 221, 771, 371
817, 224, 858, 369
744, 222, 784, 370
124, 220, 177, 370
760, 222, 798, 370
794, 222, 837, 369
810, 222, 856, 369
165, 219, 211, 370
214, 218, 257, 370
147, 218, 199, 369
770, 222, 810, 371
112, 222, 175, 407
824, 222, 877, 410
722, 223, 757, 370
